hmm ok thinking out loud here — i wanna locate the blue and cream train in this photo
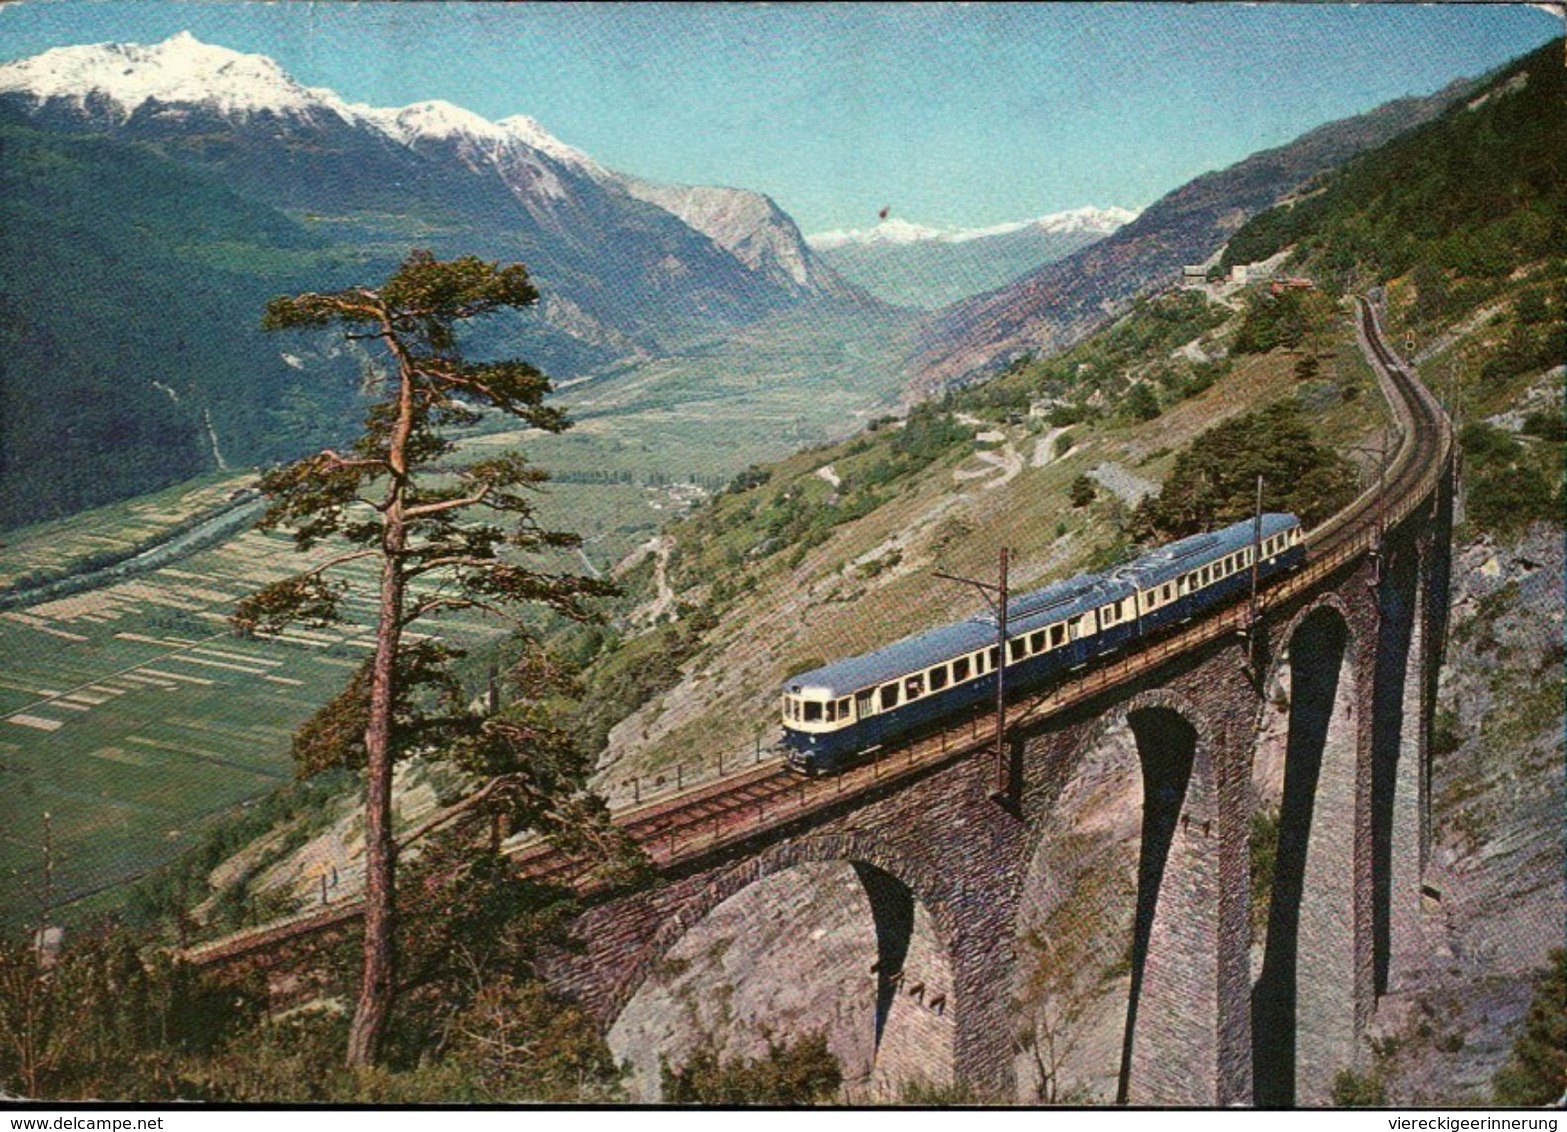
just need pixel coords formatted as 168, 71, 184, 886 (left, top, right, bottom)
780, 513, 1305, 773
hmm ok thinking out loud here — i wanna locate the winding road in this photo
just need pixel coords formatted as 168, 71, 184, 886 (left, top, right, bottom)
185, 297, 1453, 968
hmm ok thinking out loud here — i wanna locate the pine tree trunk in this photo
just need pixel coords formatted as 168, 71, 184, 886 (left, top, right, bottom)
345, 540, 404, 1068
346, 329, 414, 1069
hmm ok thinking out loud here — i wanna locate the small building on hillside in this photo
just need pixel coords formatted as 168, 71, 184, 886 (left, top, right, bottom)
1270, 276, 1316, 295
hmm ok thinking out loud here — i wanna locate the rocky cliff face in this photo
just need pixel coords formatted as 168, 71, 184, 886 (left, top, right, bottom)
1369, 520, 1564, 1103
616, 176, 863, 302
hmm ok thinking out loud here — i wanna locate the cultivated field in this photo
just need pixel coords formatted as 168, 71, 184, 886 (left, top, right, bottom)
0, 303, 918, 924
0, 523, 504, 928
469, 302, 920, 569
0, 471, 257, 590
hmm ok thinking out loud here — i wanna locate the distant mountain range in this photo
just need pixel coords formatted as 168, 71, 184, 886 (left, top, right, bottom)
0, 33, 872, 525
0, 30, 1506, 526
0, 33, 862, 358
808, 207, 1139, 310
908, 75, 1482, 391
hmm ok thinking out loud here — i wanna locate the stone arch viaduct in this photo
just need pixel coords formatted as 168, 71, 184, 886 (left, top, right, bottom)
189, 301, 1454, 1105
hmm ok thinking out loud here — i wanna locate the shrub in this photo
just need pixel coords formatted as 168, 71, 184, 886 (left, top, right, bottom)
1521, 409, 1566, 443
1132, 400, 1356, 539
660, 1031, 842, 1105
1069, 475, 1097, 509
1493, 949, 1567, 1106
1122, 383, 1161, 422
1466, 463, 1556, 542
1331, 1067, 1387, 1107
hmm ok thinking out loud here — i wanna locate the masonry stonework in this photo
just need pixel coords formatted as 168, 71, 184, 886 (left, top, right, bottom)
536, 525, 1439, 1105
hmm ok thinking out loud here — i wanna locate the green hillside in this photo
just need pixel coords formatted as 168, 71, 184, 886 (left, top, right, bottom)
0, 120, 378, 527
1218, 37, 1565, 544
577, 41, 1566, 798
1219, 38, 1564, 294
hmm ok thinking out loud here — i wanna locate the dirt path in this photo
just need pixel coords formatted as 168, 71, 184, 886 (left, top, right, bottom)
1032, 426, 1069, 467
954, 432, 1024, 490
641, 536, 677, 623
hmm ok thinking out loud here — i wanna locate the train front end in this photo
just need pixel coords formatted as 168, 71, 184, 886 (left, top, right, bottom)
779, 674, 862, 775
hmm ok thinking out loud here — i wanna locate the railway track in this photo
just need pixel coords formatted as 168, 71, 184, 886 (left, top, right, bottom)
184, 296, 1452, 968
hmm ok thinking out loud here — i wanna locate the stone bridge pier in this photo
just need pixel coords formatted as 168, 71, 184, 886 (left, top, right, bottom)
542, 521, 1444, 1104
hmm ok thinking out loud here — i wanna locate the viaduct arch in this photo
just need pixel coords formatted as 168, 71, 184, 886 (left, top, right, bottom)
191, 301, 1452, 1105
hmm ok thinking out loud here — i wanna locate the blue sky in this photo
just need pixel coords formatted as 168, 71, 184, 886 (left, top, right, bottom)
1, 2, 1559, 233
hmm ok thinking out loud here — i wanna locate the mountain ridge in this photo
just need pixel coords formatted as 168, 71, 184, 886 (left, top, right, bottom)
0, 32, 866, 358
808, 207, 1140, 311
908, 73, 1484, 392
808, 206, 1139, 249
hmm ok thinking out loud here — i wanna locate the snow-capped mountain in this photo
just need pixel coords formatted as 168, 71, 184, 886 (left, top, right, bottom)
806, 207, 1138, 310
0, 30, 359, 123
806, 206, 1139, 250
0, 30, 882, 524
0, 33, 861, 357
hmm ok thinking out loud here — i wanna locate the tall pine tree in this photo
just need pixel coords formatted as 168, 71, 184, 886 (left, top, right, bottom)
234, 251, 616, 1066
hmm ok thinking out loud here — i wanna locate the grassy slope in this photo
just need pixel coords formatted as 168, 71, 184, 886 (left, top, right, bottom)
589, 288, 1390, 800
0, 300, 918, 925
0, 524, 506, 929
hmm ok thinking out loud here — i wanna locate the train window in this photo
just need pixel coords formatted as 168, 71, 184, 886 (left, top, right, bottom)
838, 697, 852, 720
988, 646, 1001, 669
783, 697, 794, 722
1162, 583, 1174, 602
803, 701, 822, 723
879, 683, 900, 711
1030, 630, 1047, 653
824, 701, 836, 723
952, 656, 971, 682
1101, 604, 1116, 626
929, 665, 949, 691
857, 689, 876, 716
1051, 624, 1066, 648
1008, 638, 1025, 663
905, 675, 924, 700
